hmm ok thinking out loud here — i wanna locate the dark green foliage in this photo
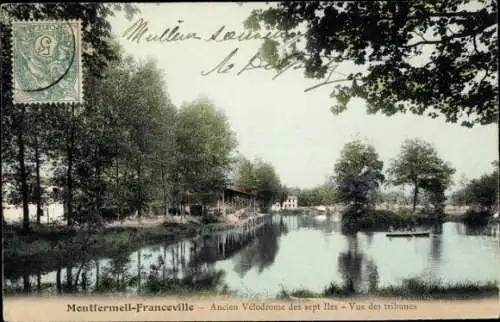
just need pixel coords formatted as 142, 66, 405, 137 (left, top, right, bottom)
233, 157, 281, 211
322, 281, 355, 297
375, 278, 499, 300
387, 139, 455, 213
280, 279, 498, 299
1, 4, 140, 230
1, 4, 239, 230
341, 208, 439, 231
462, 208, 492, 226
334, 140, 385, 210
333, 140, 385, 232
173, 99, 237, 207
452, 162, 498, 213
244, 1, 498, 127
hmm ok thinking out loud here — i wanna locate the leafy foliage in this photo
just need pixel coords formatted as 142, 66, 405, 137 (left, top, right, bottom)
387, 139, 455, 213
296, 184, 338, 206
244, 1, 498, 127
451, 161, 498, 211
333, 140, 385, 209
1, 3, 140, 230
234, 157, 281, 211
174, 100, 237, 205
1, 4, 241, 229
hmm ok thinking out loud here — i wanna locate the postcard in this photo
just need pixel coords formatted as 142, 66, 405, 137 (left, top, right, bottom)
1, 2, 499, 321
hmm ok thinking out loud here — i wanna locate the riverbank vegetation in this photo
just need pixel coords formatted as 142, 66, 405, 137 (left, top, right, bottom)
451, 161, 499, 225
3, 220, 201, 279
291, 138, 497, 233
278, 278, 499, 300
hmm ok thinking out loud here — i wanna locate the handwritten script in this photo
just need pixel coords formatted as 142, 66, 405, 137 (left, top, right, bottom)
122, 18, 352, 94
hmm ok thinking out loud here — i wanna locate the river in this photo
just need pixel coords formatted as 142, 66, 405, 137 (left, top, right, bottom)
4, 214, 500, 297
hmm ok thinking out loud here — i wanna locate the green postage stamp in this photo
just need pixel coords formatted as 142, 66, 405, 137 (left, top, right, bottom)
11, 20, 82, 104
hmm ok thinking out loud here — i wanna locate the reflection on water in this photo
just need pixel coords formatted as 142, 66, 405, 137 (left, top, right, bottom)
4, 215, 500, 297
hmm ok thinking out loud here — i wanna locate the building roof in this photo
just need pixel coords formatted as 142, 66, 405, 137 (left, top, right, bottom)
287, 195, 298, 199
226, 186, 256, 197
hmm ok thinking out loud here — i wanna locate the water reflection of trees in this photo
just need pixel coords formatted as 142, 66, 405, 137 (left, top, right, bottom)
5, 218, 284, 296
336, 234, 379, 293
430, 224, 443, 264
293, 214, 341, 234
233, 221, 287, 277
95, 251, 134, 293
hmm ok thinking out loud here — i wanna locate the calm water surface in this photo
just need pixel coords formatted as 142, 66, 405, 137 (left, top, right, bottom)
5, 214, 500, 296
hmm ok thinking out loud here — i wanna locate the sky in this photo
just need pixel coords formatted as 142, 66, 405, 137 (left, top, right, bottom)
109, 3, 498, 190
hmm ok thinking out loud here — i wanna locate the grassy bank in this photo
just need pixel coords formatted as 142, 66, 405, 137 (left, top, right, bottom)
278, 278, 499, 300
3, 220, 202, 279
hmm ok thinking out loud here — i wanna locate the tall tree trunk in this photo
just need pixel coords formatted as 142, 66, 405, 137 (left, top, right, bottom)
81, 271, 88, 292
412, 181, 419, 212
94, 137, 103, 222
66, 105, 75, 226
95, 260, 100, 290
37, 273, 42, 292
66, 266, 73, 292
136, 162, 142, 220
17, 105, 30, 233
23, 274, 30, 293
56, 268, 62, 294
0, 24, 5, 227
1, 137, 3, 226
34, 135, 42, 224
115, 159, 121, 220
161, 166, 168, 216
162, 244, 167, 280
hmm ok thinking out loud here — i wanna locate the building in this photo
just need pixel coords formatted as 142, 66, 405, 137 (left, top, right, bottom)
217, 186, 257, 215
282, 195, 298, 209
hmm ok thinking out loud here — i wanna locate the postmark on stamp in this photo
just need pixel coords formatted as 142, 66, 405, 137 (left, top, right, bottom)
11, 20, 82, 104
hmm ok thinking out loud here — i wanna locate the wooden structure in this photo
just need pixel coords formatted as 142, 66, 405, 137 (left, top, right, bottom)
218, 187, 257, 213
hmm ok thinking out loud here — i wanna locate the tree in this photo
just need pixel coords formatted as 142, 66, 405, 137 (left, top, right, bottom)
253, 160, 281, 212
452, 161, 498, 211
333, 140, 384, 210
119, 58, 176, 219
278, 184, 290, 206
296, 183, 338, 206
466, 174, 498, 212
234, 157, 257, 192
234, 157, 282, 212
387, 139, 455, 213
174, 100, 237, 208
1, 3, 139, 231
244, 1, 498, 127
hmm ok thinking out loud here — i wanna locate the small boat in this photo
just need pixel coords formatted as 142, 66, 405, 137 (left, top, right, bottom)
386, 231, 430, 238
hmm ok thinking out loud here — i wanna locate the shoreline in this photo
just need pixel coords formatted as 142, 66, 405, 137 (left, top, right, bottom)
4, 209, 497, 280
3, 211, 268, 279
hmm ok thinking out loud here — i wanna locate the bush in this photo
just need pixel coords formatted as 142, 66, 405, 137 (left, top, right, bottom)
462, 207, 492, 226
375, 278, 498, 299
341, 206, 441, 232
323, 281, 355, 297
